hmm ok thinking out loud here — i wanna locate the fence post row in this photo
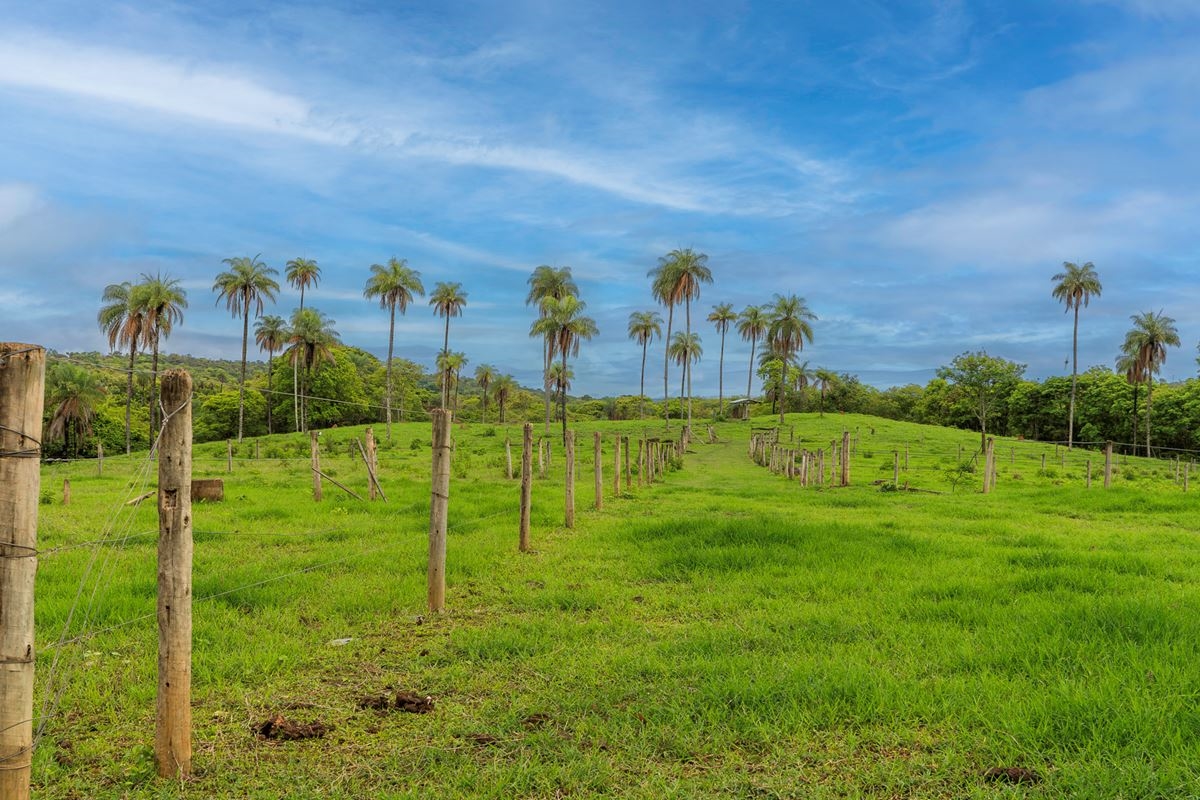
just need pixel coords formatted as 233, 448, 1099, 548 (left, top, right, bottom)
156, 369, 194, 779
0, 343, 45, 800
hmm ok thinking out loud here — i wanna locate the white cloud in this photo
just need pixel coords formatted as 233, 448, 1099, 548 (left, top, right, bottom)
0, 183, 43, 228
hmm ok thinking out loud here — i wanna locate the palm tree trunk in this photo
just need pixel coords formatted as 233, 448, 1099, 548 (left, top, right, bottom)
1146, 376, 1153, 458
543, 338, 552, 434
293, 357, 300, 432
238, 307, 249, 442
150, 336, 160, 437
266, 349, 274, 435
1131, 384, 1139, 451
639, 340, 648, 420
561, 350, 569, 445
1068, 304, 1079, 449
746, 334, 757, 418
441, 317, 451, 409
685, 298, 693, 431
125, 341, 135, 454
663, 306, 674, 430
385, 304, 396, 443
718, 329, 726, 417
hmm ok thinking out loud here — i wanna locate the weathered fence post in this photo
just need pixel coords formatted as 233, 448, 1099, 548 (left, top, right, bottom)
840, 430, 850, 486
1104, 441, 1113, 488
62, 477, 70, 506
428, 409, 452, 613
1041, 453, 1046, 471
593, 431, 603, 510
613, 434, 621, 497
97, 440, 104, 476
564, 430, 576, 528
520, 423, 533, 552
623, 436, 631, 491
538, 437, 546, 478
365, 427, 379, 501
505, 437, 513, 480
982, 437, 995, 494
893, 451, 899, 486
310, 431, 322, 501
0, 343, 45, 800
156, 369, 193, 779
226, 438, 233, 473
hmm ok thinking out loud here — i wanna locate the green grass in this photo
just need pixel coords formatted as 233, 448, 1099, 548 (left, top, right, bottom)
25, 413, 1200, 797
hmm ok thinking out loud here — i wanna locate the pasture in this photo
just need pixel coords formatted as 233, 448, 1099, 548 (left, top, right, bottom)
28, 414, 1200, 798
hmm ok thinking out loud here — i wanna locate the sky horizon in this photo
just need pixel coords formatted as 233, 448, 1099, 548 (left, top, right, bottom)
3, 0, 1199, 396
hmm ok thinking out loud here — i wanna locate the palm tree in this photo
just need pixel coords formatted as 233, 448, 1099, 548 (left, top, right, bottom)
98, 281, 145, 454
1115, 350, 1146, 450
45, 363, 105, 457
668, 331, 703, 421
736, 305, 769, 417
792, 359, 813, 413
254, 314, 288, 435
214, 255, 280, 442
137, 273, 187, 436
548, 361, 574, 417
1122, 311, 1180, 457
814, 368, 838, 417
493, 375, 517, 424
530, 294, 598, 443
627, 310, 663, 421
285, 307, 339, 431
767, 294, 816, 422
650, 249, 712, 430
526, 266, 578, 433
707, 302, 736, 416
286, 257, 321, 310
1051, 261, 1102, 449
364, 258, 425, 439
474, 364, 497, 422
429, 282, 468, 410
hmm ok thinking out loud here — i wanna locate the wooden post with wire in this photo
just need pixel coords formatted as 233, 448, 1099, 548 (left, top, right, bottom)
310, 431, 322, 501
593, 431, 603, 510
1104, 441, 1113, 488
623, 436, 631, 492
365, 427, 379, 501
520, 423, 533, 552
613, 434, 621, 497
97, 440, 103, 476
565, 430, 576, 528
840, 430, 851, 486
505, 437, 513, 480
0, 343, 45, 800
226, 438, 233, 473
427, 409, 452, 613
893, 451, 899, 486
156, 368, 193, 779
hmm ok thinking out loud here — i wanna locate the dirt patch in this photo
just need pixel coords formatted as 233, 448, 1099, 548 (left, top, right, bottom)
256, 714, 329, 741
357, 694, 390, 711
522, 713, 552, 728
394, 691, 435, 713
461, 732, 501, 746
984, 766, 1041, 784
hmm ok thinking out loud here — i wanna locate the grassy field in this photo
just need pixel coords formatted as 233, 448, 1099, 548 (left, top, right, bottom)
26, 413, 1200, 798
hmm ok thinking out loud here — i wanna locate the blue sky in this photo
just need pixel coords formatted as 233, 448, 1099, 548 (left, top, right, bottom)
2, 0, 1198, 396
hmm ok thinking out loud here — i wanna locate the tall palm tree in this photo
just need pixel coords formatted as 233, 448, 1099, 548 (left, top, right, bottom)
669, 331, 703, 422
814, 368, 838, 417
430, 282, 468, 409
474, 364, 497, 422
531, 294, 598, 443
45, 362, 105, 457
707, 302, 736, 417
364, 258, 425, 439
736, 305, 769, 417
526, 266, 578, 433
548, 361, 574, 417
1122, 311, 1180, 457
254, 314, 288, 435
285, 307, 339, 431
650, 249, 712, 430
436, 352, 468, 412
493, 374, 517, 424
286, 257, 321, 310
767, 294, 816, 422
1051, 261, 1102, 449
137, 273, 188, 436
98, 281, 146, 454
627, 310, 662, 421
214, 255, 280, 441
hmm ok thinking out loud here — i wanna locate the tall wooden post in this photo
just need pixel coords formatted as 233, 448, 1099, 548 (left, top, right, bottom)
365, 428, 379, 501
564, 430, 576, 528
538, 438, 546, 478
893, 451, 899, 486
427, 410, 452, 612
1104, 441, 1113, 488
623, 436, 631, 491
637, 438, 645, 486
593, 432, 603, 510
310, 431, 322, 501
97, 440, 103, 476
0, 343, 45, 800
156, 369, 193, 778
226, 438, 233, 473
520, 424, 533, 552
613, 435, 621, 497
982, 437, 995, 494
840, 430, 850, 486
505, 437, 513, 480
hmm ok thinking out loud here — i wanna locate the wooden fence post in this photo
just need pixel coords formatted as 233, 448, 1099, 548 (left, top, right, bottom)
893, 451, 899, 486
564, 430, 576, 528
593, 431, 603, 510
97, 440, 103, 476
520, 423, 533, 552
613, 435, 621, 497
62, 478, 70, 506
623, 436, 631, 491
538, 438, 546, 478
982, 437, 995, 494
0, 343, 45, 800
840, 430, 850, 486
428, 409, 452, 612
1104, 441, 1113, 488
156, 369, 193, 778
365, 428, 378, 501
310, 431, 322, 501
1041, 453, 1046, 471
226, 438, 233, 473
505, 437, 513, 480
